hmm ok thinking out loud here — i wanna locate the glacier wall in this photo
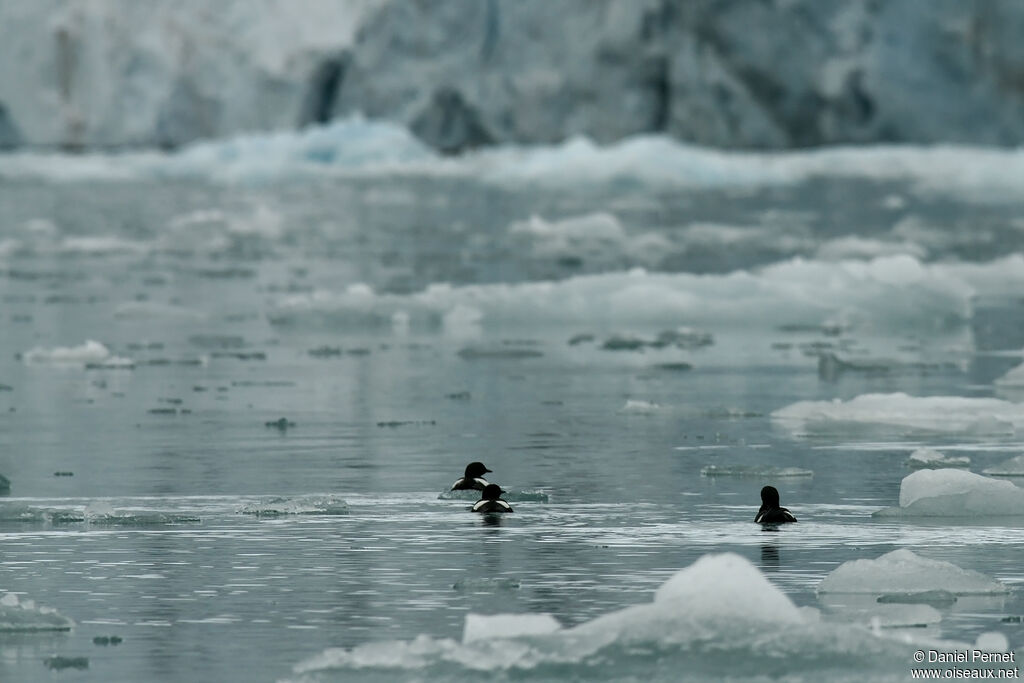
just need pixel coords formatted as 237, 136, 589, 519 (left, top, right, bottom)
3, 0, 1024, 151
0, 0, 378, 150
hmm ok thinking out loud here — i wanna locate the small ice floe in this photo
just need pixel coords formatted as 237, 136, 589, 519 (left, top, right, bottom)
84, 502, 200, 526
0, 505, 85, 524
700, 465, 813, 478
21, 340, 132, 369
983, 454, 1024, 476
621, 399, 660, 414
290, 553, 921, 679
873, 468, 1024, 517
773, 393, 1024, 436
238, 495, 349, 517
904, 448, 970, 469
0, 593, 74, 632
817, 549, 1007, 595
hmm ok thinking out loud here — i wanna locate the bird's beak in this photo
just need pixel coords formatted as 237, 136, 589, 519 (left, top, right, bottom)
484, 468, 493, 473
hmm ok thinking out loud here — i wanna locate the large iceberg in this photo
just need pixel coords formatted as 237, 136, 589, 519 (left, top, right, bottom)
874, 469, 1024, 517
289, 553, 921, 681
817, 549, 1007, 595
773, 393, 1024, 436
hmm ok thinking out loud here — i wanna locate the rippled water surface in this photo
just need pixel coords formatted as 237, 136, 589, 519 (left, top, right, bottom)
1, 168, 1023, 682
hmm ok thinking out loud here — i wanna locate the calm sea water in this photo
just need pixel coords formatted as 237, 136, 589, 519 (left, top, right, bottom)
1, 171, 1023, 682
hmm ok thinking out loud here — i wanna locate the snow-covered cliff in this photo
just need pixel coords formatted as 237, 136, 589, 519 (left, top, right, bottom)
3, 0, 1024, 151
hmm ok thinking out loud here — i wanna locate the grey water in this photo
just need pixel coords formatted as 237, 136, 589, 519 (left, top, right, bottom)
1, 173, 1023, 682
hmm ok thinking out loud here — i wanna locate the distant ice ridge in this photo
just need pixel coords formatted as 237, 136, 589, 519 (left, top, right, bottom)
288, 553, 919, 681
873, 469, 1024, 517
269, 255, 1024, 334
0, 593, 74, 632
817, 549, 1007, 595
4, 117, 1024, 201
773, 393, 1024, 436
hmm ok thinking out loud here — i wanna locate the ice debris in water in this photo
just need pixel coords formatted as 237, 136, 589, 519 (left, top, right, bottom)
773, 393, 1024, 435
238, 495, 349, 516
291, 553, 920, 679
507, 212, 671, 268
983, 454, 1024, 476
873, 468, 1024, 517
0, 593, 74, 632
463, 614, 561, 643
621, 399, 660, 413
905, 448, 970, 469
269, 255, 1024, 334
83, 501, 200, 525
21, 340, 132, 368
817, 549, 1007, 595
700, 465, 813, 478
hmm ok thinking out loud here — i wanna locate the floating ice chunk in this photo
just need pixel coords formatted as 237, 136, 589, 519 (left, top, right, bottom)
773, 393, 1024, 435
238, 495, 349, 516
874, 469, 1024, 517
290, 552, 921, 679
621, 399, 660, 413
983, 455, 1024, 476
0, 593, 74, 632
508, 212, 670, 267
463, 613, 561, 643
994, 363, 1024, 388
700, 465, 813, 478
84, 502, 200, 526
22, 340, 112, 366
653, 552, 804, 622
817, 549, 1007, 595
905, 448, 970, 469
